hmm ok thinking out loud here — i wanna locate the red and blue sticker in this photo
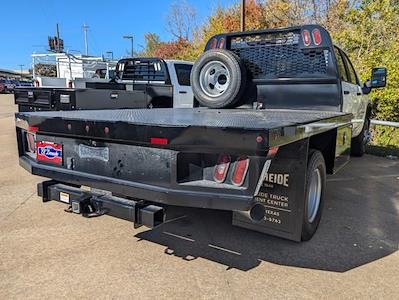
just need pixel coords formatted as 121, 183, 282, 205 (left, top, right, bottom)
36, 141, 63, 164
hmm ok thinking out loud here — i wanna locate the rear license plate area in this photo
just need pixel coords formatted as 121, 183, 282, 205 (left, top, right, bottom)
72, 142, 172, 185
78, 144, 109, 162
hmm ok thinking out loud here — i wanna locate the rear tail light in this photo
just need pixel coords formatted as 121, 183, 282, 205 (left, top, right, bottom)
26, 133, 36, 153
218, 38, 226, 48
267, 147, 279, 159
25, 126, 39, 154
150, 137, 168, 145
231, 156, 249, 186
312, 28, 322, 45
210, 38, 218, 49
68, 81, 73, 88
302, 30, 312, 47
28, 126, 39, 133
214, 154, 231, 183
34, 80, 40, 87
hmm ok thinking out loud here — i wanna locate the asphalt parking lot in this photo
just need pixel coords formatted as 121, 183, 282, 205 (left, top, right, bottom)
0, 94, 398, 299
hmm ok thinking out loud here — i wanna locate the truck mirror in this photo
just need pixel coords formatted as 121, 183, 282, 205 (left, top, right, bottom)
370, 67, 387, 88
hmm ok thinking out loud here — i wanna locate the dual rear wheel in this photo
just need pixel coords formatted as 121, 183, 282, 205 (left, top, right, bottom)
301, 150, 326, 241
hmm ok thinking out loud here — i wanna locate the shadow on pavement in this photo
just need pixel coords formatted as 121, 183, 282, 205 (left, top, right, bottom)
136, 156, 399, 272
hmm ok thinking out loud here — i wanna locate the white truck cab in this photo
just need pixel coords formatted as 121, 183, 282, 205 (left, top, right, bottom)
334, 47, 370, 138
165, 60, 194, 108
334, 46, 387, 155
114, 57, 195, 109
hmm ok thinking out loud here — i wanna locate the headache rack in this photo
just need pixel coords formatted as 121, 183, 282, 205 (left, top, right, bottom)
116, 58, 170, 83
211, 25, 337, 80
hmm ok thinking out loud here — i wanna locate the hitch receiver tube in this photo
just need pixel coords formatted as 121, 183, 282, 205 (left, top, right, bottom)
37, 180, 165, 228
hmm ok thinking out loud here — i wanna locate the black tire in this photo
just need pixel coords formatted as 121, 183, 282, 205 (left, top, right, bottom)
190, 49, 247, 108
301, 150, 326, 241
351, 113, 370, 157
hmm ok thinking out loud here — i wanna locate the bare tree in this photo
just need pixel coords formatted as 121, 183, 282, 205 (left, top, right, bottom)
166, 1, 198, 41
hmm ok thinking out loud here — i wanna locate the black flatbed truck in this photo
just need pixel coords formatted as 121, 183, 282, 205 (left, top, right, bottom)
16, 108, 352, 241
15, 24, 386, 241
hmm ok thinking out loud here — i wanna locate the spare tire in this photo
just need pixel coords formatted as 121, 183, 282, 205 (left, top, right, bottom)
190, 49, 247, 108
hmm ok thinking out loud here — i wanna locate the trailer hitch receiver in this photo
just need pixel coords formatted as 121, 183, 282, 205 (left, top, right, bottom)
37, 180, 164, 228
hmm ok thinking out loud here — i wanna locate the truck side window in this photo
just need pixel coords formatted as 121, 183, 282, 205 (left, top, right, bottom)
343, 54, 359, 86
334, 47, 349, 82
174, 64, 192, 86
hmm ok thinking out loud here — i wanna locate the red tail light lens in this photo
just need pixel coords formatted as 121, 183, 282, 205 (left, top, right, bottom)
68, 81, 73, 88
302, 30, 312, 47
232, 156, 249, 186
150, 137, 168, 145
218, 38, 225, 48
312, 28, 322, 45
267, 147, 279, 159
26, 133, 36, 153
35, 80, 40, 87
214, 154, 231, 183
210, 38, 218, 49
28, 126, 39, 133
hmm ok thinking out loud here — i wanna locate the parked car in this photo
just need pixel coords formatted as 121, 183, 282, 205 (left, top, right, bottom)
3, 80, 16, 93
0, 80, 5, 93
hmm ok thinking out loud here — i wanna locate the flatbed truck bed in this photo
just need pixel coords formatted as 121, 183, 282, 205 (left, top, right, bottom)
16, 108, 350, 149
19, 107, 347, 128
16, 108, 352, 241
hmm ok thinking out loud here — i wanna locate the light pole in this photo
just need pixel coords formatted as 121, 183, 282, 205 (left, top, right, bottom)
123, 35, 134, 57
83, 24, 89, 56
18, 64, 24, 79
106, 51, 114, 60
241, 0, 246, 31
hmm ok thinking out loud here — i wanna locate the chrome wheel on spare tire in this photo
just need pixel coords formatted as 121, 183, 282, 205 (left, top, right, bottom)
191, 49, 247, 109
199, 61, 231, 97
301, 150, 326, 241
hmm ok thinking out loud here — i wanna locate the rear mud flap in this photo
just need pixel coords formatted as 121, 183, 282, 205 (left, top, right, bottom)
233, 139, 308, 241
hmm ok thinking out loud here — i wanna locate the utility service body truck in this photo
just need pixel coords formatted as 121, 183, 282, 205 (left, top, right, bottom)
15, 25, 386, 241
14, 58, 195, 112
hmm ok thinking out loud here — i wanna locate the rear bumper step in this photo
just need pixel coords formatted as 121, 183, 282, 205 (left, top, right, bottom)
38, 180, 164, 228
